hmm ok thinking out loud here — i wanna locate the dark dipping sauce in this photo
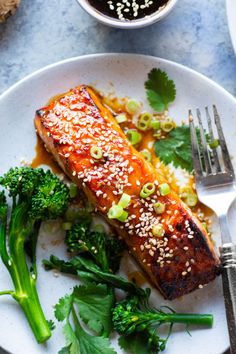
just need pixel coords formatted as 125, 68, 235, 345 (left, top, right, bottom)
88, 0, 169, 21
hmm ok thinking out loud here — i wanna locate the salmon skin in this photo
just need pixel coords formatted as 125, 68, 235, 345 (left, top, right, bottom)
35, 85, 220, 300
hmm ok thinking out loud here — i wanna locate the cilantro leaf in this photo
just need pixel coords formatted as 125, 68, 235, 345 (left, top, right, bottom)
55, 292, 116, 354
58, 346, 70, 354
154, 125, 193, 172
73, 284, 114, 336
73, 320, 116, 354
47, 319, 56, 331
145, 68, 176, 112
55, 294, 73, 322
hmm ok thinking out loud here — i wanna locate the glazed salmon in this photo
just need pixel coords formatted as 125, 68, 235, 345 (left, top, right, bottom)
35, 85, 220, 300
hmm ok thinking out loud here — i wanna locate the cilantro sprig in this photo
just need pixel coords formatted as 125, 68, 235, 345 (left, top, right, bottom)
154, 125, 194, 172
145, 68, 176, 112
55, 285, 116, 354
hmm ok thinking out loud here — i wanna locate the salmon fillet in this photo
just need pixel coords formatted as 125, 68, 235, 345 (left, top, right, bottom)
35, 85, 220, 300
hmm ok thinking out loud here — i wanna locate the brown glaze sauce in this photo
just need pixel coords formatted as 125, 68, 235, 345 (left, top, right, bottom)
128, 271, 147, 286
31, 133, 62, 174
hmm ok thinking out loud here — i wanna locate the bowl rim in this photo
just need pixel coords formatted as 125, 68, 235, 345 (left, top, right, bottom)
75, 0, 179, 29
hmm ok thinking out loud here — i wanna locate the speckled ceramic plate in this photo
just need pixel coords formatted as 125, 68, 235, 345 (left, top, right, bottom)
226, 0, 236, 54
0, 54, 235, 354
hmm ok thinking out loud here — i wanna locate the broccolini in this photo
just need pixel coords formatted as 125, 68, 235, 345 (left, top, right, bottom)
0, 167, 69, 343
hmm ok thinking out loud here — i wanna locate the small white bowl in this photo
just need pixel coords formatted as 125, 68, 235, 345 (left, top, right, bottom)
76, 0, 179, 29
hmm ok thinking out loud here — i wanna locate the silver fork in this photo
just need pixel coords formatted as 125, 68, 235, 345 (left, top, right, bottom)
189, 105, 236, 354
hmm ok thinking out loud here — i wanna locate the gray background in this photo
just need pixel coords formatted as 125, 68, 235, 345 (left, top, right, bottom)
0, 0, 236, 96
0, 0, 235, 353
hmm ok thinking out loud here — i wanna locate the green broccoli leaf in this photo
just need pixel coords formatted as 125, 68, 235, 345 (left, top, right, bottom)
44, 255, 149, 299
118, 332, 151, 354
154, 125, 193, 172
73, 284, 114, 336
118, 328, 168, 354
145, 68, 176, 112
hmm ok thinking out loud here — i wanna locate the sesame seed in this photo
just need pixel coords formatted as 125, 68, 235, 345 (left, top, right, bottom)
149, 250, 154, 257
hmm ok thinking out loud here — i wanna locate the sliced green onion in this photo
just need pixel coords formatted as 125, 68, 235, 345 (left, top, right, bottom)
107, 205, 124, 220
152, 224, 165, 238
180, 187, 198, 207
209, 139, 219, 149
62, 222, 72, 231
90, 146, 103, 159
186, 193, 198, 207
126, 129, 142, 145
140, 149, 152, 162
179, 187, 192, 199
140, 182, 155, 198
69, 183, 78, 198
161, 120, 175, 133
118, 193, 131, 209
126, 99, 140, 115
159, 183, 171, 196
116, 113, 127, 124
117, 210, 128, 222
137, 112, 152, 131
151, 120, 161, 130
202, 222, 209, 233
153, 202, 165, 214
153, 130, 162, 138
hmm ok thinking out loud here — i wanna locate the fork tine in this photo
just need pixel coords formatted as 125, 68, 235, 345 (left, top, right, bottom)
205, 107, 221, 173
189, 110, 203, 177
213, 105, 235, 177
196, 108, 212, 174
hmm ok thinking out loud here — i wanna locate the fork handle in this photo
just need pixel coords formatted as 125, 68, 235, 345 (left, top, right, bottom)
220, 243, 236, 354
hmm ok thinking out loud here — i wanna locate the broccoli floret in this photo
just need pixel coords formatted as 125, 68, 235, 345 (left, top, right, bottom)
0, 167, 69, 343
30, 169, 69, 220
112, 296, 213, 353
106, 238, 125, 273
65, 219, 125, 272
0, 166, 44, 198
0, 191, 7, 222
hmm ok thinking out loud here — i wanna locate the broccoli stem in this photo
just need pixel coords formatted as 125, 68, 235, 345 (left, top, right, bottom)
163, 313, 213, 326
0, 205, 51, 343
6, 247, 52, 343
15, 278, 51, 343
132, 311, 213, 329
151, 312, 213, 327
0, 290, 14, 296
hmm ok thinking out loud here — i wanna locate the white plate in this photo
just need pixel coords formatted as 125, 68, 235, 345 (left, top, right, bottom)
226, 0, 236, 54
0, 54, 235, 354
